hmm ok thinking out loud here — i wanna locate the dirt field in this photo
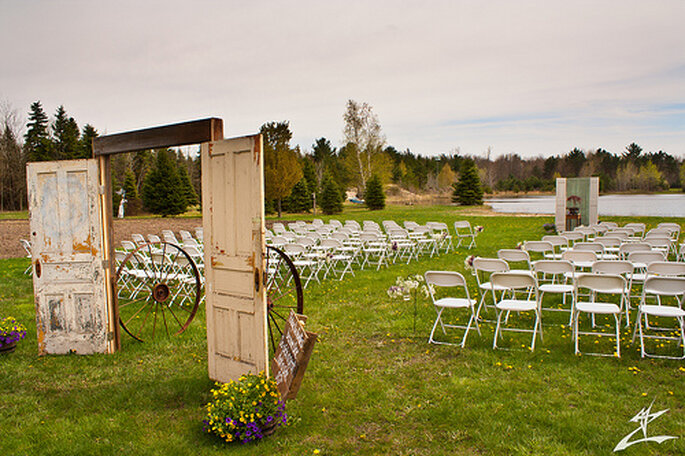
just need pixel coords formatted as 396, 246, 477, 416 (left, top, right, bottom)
0, 217, 203, 259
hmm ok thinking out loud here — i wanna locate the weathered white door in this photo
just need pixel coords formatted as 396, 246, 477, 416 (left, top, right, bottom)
202, 135, 267, 382
27, 159, 115, 355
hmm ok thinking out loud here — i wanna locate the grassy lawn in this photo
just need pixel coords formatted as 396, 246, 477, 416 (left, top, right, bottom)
1, 206, 683, 455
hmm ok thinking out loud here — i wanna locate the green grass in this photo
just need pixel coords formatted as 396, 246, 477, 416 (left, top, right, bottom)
0, 210, 28, 220
1, 206, 684, 455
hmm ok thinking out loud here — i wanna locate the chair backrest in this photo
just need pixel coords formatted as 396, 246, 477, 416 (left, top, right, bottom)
594, 237, 621, 248
195, 227, 203, 241
179, 230, 193, 241
454, 221, 473, 235
623, 222, 645, 234
20, 239, 32, 256
183, 238, 200, 248
312, 219, 324, 227
561, 249, 597, 264
121, 240, 137, 251
321, 238, 341, 250
329, 219, 343, 229
599, 221, 619, 229
559, 231, 584, 244
646, 261, 685, 277
541, 235, 569, 249
497, 249, 531, 267
360, 232, 380, 243
644, 237, 671, 250
642, 276, 685, 298
297, 237, 316, 249
147, 234, 161, 243
628, 250, 666, 265
591, 224, 609, 234
533, 259, 574, 275
606, 230, 630, 240
272, 223, 286, 234
132, 233, 147, 246
404, 221, 420, 231
618, 242, 650, 257
523, 241, 554, 254
345, 220, 361, 230
425, 270, 468, 289
331, 232, 349, 243
576, 273, 626, 294
270, 235, 287, 247
490, 271, 538, 291
473, 257, 509, 274
574, 242, 604, 254
388, 229, 409, 240
282, 243, 305, 256
591, 260, 633, 276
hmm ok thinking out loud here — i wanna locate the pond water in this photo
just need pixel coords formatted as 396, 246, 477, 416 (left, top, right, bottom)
485, 194, 685, 218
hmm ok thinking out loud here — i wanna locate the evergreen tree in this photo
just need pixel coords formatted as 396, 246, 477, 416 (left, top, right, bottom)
177, 163, 199, 206
122, 168, 142, 215
141, 149, 187, 216
319, 174, 342, 214
52, 106, 80, 159
302, 159, 318, 194
364, 174, 385, 210
285, 178, 311, 213
24, 101, 52, 161
78, 124, 98, 159
452, 158, 483, 206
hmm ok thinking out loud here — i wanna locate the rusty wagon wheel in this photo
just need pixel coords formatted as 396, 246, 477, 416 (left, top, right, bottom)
115, 241, 201, 342
265, 245, 304, 351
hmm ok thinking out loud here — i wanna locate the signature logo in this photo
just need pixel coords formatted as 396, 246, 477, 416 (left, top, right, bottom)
614, 400, 678, 452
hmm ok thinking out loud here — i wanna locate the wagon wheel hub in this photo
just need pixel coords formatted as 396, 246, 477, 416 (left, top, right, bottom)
152, 283, 171, 303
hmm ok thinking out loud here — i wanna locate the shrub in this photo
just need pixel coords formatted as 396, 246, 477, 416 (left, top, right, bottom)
364, 174, 385, 210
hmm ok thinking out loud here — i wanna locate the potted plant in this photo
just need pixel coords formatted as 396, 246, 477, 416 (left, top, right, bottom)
203, 371, 287, 444
0, 317, 27, 354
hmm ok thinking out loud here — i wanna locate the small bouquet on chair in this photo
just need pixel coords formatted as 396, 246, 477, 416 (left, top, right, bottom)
387, 275, 432, 333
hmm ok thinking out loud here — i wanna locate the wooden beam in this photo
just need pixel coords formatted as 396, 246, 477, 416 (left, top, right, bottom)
93, 118, 224, 156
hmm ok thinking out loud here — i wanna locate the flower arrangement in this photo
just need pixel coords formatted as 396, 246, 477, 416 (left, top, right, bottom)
475, 225, 484, 233
387, 274, 433, 332
387, 274, 431, 300
463, 255, 475, 272
0, 317, 27, 346
203, 371, 286, 444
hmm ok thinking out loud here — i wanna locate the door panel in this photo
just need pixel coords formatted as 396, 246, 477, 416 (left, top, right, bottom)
27, 159, 113, 355
202, 135, 267, 382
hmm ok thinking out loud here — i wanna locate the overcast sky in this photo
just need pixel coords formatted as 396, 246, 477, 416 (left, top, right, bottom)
1, 0, 683, 159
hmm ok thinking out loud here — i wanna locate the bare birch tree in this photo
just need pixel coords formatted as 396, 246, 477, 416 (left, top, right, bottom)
342, 100, 385, 192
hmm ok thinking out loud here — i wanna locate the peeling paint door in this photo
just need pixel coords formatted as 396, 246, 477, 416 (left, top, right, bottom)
27, 159, 114, 355
202, 135, 267, 382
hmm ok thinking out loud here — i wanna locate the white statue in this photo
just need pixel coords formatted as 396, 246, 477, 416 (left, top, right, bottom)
116, 188, 127, 219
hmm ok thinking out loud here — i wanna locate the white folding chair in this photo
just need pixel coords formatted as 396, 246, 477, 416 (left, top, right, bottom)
632, 276, 685, 359
472, 257, 510, 321
532, 259, 575, 324
591, 260, 634, 326
320, 238, 355, 280
132, 233, 147, 247
425, 271, 479, 347
454, 221, 477, 249
19, 239, 32, 274
497, 249, 531, 273
427, 222, 454, 253
618, 242, 650, 260
573, 273, 627, 357
387, 229, 417, 264
523, 241, 554, 262
490, 272, 542, 351
359, 232, 388, 270
541, 235, 568, 259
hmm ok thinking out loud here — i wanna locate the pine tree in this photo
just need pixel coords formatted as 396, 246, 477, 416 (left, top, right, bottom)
24, 101, 52, 162
78, 124, 98, 159
141, 149, 187, 216
285, 178, 311, 213
177, 163, 199, 207
122, 168, 142, 215
52, 106, 80, 159
320, 174, 342, 214
302, 159, 318, 194
452, 158, 483, 206
364, 174, 385, 210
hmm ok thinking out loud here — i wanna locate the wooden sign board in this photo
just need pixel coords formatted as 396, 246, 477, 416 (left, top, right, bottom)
272, 311, 317, 401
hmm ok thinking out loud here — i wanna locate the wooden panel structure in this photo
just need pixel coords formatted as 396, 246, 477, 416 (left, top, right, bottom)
202, 134, 268, 382
27, 159, 117, 354
271, 311, 317, 400
555, 178, 566, 231
93, 118, 223, 156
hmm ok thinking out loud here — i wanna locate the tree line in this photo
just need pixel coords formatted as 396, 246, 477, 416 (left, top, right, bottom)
2, 99, 684, 216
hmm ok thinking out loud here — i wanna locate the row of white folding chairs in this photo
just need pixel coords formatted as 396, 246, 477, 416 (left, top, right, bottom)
427, 265, 685, 358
